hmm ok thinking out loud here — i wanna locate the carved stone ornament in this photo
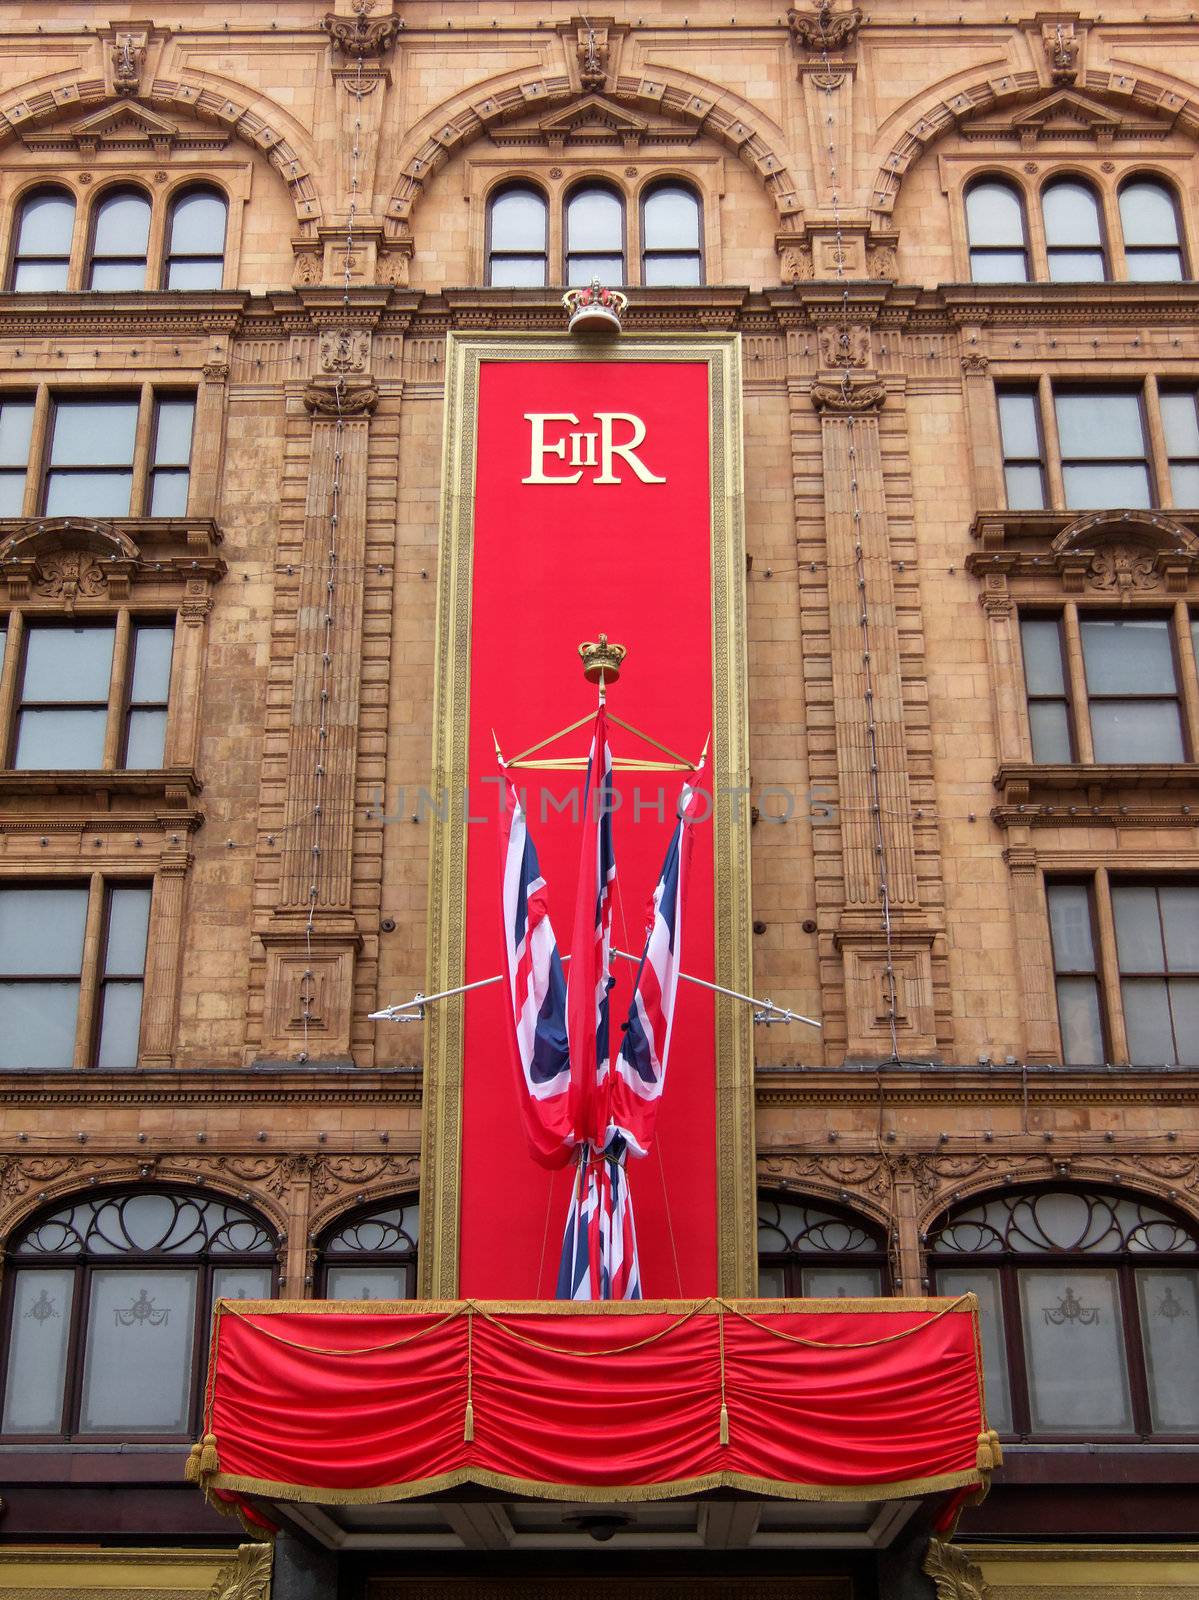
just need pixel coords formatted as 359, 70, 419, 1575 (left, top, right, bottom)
319, 328, 370, 374
1043, 21, 1079, 85
810, 379, 886, 413
206, 1543, 273, 1600
923, 1538, 991, 1600
787, 3, 863, 51
1088, 542, 1161, 593
778, 240, 815, 283
1051, 510, 1199, 594
866, 243, 897, 280
960, 351, 990, 374
818, 321, 871, 369
303, 380, 379, 416
34, 552, 108, 606
294, 249, 322, 287
321, 0, 402, 59
578, 24, 609, 90
111, 29, 147, 95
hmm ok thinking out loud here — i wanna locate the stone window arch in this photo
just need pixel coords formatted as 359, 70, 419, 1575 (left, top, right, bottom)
316, 1195, 419, 1301
756, 1192, 889, 1298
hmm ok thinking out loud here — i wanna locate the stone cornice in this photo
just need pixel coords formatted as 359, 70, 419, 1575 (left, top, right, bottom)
754, 1065, 1199, 1106
0, 1067, 423, 1108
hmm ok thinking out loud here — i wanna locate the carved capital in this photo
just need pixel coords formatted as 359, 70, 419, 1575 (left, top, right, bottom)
207, 1542, 273, 1600
303, 380, 379, 417
202, 360, 230, 384
924, 1538, 991, 1599
321, 5, 402, 59
960, 351, 990, 375
787, 3, 863, 50
810, 379, 886, 413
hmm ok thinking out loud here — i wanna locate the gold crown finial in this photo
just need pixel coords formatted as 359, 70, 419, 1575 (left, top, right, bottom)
578, 633, 627, 684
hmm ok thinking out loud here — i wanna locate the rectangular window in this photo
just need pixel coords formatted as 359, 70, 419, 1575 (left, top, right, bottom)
148, 395, 195, 517
44, 395, 139, 518
0, 395, 34, 516
1079, 616, 1184, 763
1047, 883, 1105, 1064
1018, 1266, 1133, 1434
1135, 1267, 1199, 1433
997, 388, 1047, 510
1111, 883, 1199, 1066
1020, 616, 1072, 761
1055, 390, 1152, 510
0, 881, 151, 1070
1160, 389, 1199, 505
13, 619, 174, 773
1, 1268, 75, 1434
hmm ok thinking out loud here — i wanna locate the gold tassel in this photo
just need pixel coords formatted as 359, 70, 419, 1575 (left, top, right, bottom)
975, 1429, 1003, 1470
463, 1400, 475, 1443
184, 1441, 203, 1483
719, 1402, 730, 1446
199, 1432, 220, 1476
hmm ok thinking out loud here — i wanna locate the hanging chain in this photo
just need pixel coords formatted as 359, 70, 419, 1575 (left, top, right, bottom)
299, 52, 364, 1061
818, 35, 901, 1063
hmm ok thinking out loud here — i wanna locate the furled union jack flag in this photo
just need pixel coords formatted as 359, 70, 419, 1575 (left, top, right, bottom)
607, 765, 705, 1160
498, 777, 574, 1167
556, 1135, 641, 1302
565, 706, 617, 1152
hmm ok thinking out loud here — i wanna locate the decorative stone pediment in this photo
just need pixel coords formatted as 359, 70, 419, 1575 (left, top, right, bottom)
22, 100, 228, 157
491, 93, 687, 151
0, 519, 139, 609
961, 87, 1168, 145
1051, 510, 1199, 593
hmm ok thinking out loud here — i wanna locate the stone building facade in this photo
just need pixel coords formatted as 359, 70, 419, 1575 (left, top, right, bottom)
0, 0, 1196, 1596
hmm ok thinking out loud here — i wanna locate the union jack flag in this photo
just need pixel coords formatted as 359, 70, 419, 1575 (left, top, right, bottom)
498, 777, 574, 1167
556, 1134, 642, 1301
565, 707, 617, 1152
608, 766, 705, 1159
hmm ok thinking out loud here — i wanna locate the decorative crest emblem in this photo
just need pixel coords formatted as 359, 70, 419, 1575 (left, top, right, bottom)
578, 633, 627, 685
562, 278, 628, 336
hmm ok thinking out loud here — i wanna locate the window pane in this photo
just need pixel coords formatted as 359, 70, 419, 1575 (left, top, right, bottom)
567, 188, 622, 252
1021, 618, 1066, 695
966, 181, 1025, 247
1047, 884, 1095, 971
88, 260, 147, 292
1136, 1268, 1199, 1433
1161, 392, 1199, 456
23, 624, 114, 702
998, 390, 1041, 457
1004, 464, 1046, 510
13, 260, 69, 292
15, 707, 107, 769
936, 1267, 1012, 1434
1081, 617, 1176, 695
1170, 463, 1199, 504
643, 185, 701, 250
78, 1268, 197, 1434
970, 250, 1029, 284
1170, 979, 1199, 1066
0, 885, 88, 974
124, 708, 167, 768
166, 258, 225, 291
212, 1265, 273, 1308
1043, 181, 1103, 246
1062, 461, 1152, 509
489, 188, 547, 253
95, 981, 143, 1068
2, 1268, 74, 1433
1159, 886, 1199, 970
1089, 700, 1185, 763
153, 399, 195, 468
0, 981, 81, 1068
168, 190, 227, 257
1056, 976, 1105, 1063
1126, 250, 1184, 283
1122, 977, 1176, 1063
106, 885, 151, 974
130, 625, 174, 703
799, 1266, 882, 1297
50, 399, 138, 467
643, 253, 703, 287
1113, 884, 1167, 971
1047, 250, 1107, 283
756, 1264, 787, 1298
488, 256, 547, 288
1018, 1266, 1132, 1433
92, 192, 151, 257
44, 470, 133, 518
325, 1265, 411, 1300
1029, 701, 1072, 763
149, 471, 189, 517
567, 255, 624, 286
1056, 393, 1144, 460
1119, 181, 1180, 247
0, 399, 34, 467
16, 191, 75, 256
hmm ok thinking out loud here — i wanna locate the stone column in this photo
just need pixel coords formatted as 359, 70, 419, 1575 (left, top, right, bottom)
140, 849, 190, 1067
1006, 843, 1061, 1065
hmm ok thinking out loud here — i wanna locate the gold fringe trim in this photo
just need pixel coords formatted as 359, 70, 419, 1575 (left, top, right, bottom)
975, 1429, 1003, 1471
209, 1295, 975, 1318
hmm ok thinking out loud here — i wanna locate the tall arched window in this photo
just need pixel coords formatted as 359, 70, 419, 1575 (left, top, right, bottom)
486, 183, 548, 287
757, 1193, 888, 1297
965, 178, 1029, 283
86, 187, 151, 291
0, 1188, 277, 1439
1042, 178, 1107, 282
9, 187, 76, 292
565, 182, 625, 286
163, 186, 227, 289
1119, 177, 1186, 282
317, 1196, 419, 1300
929, 1187, 1199, 1439
641, 181, 703, 286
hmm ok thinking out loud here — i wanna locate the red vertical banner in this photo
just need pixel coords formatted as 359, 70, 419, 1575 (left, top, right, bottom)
460, 357, 717, 1298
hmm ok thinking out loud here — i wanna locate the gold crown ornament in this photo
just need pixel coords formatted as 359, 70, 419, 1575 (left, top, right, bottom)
578, 634, 627, 684
562, 278, 629, 336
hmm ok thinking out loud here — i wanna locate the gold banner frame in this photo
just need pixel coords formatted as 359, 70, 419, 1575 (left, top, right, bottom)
420, 332, 752, 1298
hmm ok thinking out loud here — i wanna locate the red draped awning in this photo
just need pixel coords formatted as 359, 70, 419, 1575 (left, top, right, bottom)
187, 1296, 1000, 1507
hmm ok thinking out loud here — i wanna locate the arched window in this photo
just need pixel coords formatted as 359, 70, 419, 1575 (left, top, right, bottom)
86, 187, 151, 291
317, 1196, 419, 1300
486, 183, 548, 287
1119, 177, 1186, 282
757, 1193, 888, 1297
929, 1187, 1199, 1440
0, 1188, 277, 1439
163, 186, 227, 289
1042, 178, 1107, 282
9, 187, 75, 292
641, 181, 703, 286
965, 178, 1029, 283
565, 181, 625, 287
